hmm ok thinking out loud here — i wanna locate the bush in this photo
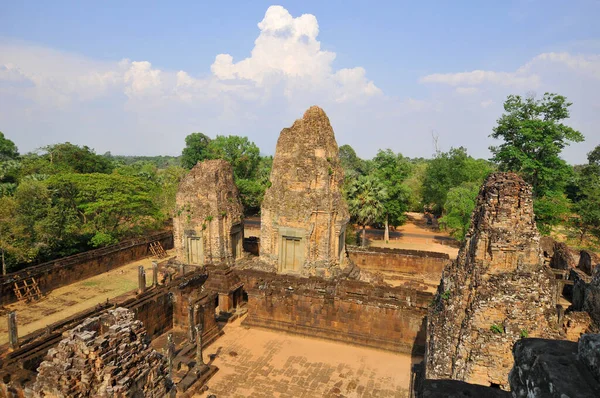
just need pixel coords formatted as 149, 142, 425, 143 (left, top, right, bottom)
89, 232, 118, 248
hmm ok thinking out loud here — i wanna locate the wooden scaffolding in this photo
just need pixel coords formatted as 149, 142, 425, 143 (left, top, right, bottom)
13, 277, 43, 302
149, 241, 168, 258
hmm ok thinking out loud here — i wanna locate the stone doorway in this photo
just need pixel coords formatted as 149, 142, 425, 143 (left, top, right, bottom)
230, 224, 243, 260
281, 236, 303, 273
185, 236, 203, 265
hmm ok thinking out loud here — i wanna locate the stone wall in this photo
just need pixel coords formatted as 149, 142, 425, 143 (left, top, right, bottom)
425, 172, 561, 389
32, 308, 174, 397
173, 159, 244, 266
238, 269, 432, 354
0, 231, 173, 306
0, 270, 211, 395
347, 246, 449, 280
171, 272, 221, 346
260, 106, 350, 277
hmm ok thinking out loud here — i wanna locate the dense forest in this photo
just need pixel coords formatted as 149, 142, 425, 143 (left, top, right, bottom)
1, 92, 598, 274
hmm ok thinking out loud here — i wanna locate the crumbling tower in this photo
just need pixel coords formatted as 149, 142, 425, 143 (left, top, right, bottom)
260, 106, 350, 277
173, 159, 244, 266
425, 172, 561, 389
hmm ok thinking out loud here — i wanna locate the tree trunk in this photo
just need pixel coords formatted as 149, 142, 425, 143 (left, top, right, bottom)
361, 225, 366, 247
384, 215, 389, 243
2, 247, 6, 276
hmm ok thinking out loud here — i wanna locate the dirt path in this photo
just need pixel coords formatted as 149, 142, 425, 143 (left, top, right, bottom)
0, 250, 173, 346
197, 317, 417, 398
368, 213, 459, 258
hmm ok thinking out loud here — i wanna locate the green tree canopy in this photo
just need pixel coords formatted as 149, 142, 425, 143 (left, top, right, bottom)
570, 145, 600, 243
439, 182, 480, 241
347, 175, 387, 246
372, 149, 411, 241
422, 147, 493, 215
181, 132, 212, 169
339, 144, 365, 178
20, 142, 114, 177
207, 135, 261, 180
0, 132, 19, 161
489, 93, 584, 197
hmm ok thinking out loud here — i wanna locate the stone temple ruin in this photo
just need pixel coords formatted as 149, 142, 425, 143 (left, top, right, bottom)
260, 106, 350, 277
173, 159, 244, 266
2, 106, 600, 397
426, 172, 562, 388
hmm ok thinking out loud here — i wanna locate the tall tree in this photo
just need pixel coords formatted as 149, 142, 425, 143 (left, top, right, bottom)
181, 132, 212, 169
0, 133, 20, 197
347, 175, 387, 247
207, 135, 261, 180
0, 132, 19, 161
372, 149, 411, 242
439, 182, 479, 241
570, 145, 600, 243
490, 93, 584, 197
422, 147, 493, 215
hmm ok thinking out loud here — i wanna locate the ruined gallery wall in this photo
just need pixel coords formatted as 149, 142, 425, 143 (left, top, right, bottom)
0, 271, 217, 393
0, 288, 176, 398
238, 270, 432, 354
0, 231, 173, 306
170, 272, 220, 345
347, 246, 449, 279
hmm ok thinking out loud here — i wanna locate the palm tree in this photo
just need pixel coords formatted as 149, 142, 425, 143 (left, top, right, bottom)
347, 175, 387, 247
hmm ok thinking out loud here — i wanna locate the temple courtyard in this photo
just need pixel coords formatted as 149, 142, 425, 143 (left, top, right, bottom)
196, 318, 416, 398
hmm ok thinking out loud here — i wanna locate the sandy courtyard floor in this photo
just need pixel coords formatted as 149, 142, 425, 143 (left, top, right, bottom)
0, 250, 173, 346
198, 318, 416, 398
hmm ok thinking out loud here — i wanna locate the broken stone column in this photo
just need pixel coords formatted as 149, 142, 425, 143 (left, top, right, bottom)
425, 172, 562, 389
173, 159, 244, 266
260, 106, 350, 277
138, 265, 146, 294
188, 303, 195, 342
166, 332, 175, 378
195, 324, 204, 369
7, 311, 18, 350
152, 261, 159, 286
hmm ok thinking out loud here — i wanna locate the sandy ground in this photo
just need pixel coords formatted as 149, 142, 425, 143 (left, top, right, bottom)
196, 317, 417, 398
0, 250, 173, 346
369, 213, 459, 258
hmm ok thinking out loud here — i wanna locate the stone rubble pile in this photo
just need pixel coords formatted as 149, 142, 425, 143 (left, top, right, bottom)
32, 307, 173, 397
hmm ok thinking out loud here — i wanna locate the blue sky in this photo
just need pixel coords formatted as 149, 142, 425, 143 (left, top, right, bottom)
1, 1, 599, 162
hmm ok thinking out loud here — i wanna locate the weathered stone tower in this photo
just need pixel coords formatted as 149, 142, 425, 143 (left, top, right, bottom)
425, 172, 561, 389
260, 106, 350, 277
173, 159, 244, 266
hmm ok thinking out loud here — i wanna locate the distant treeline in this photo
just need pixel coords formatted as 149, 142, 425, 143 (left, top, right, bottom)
0, 92, 598, 273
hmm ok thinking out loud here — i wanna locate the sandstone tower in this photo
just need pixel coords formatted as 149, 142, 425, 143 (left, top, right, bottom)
260, 106, 350, 277
173, 159, 244, 266
425, 172, 561, 389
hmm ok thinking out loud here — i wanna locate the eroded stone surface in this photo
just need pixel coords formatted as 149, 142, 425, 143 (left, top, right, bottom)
579, 250, 600, 276
173, 159, 244, 266
260, 106, 350, 277
425, 172, 561, 389
509, 337, 600, 398
32, 307, 173, 397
